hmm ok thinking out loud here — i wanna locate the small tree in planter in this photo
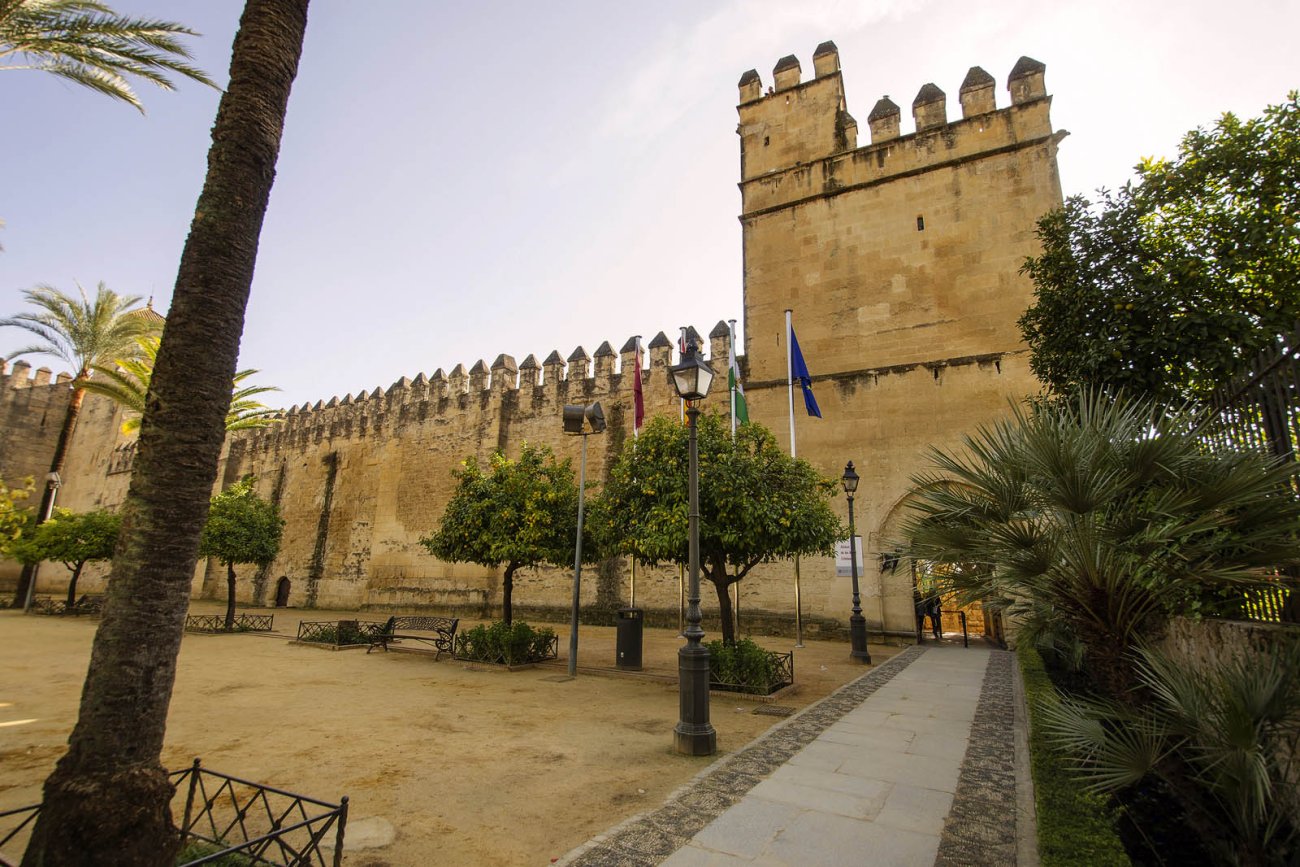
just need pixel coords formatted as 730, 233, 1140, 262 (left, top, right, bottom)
422, 443, 578, 626
11, 508, 121, 607
199, 477, 284, 630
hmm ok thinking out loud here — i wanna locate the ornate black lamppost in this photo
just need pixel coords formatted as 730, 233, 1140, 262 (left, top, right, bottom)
669, 336, 717, 755
842, 462, 871, 664
563, 402, 606, 677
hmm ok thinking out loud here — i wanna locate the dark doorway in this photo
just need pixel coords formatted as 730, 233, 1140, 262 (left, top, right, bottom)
275, 577, 291, 608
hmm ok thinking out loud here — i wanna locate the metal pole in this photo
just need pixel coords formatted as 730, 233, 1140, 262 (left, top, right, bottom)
568, 433, 588, 677
678, 564, 684, 634
675, 403, 716, 755
847, 491, 871, 664
630, 558, 636, 609
793, 556, 804, 648
23, 475, 60, 613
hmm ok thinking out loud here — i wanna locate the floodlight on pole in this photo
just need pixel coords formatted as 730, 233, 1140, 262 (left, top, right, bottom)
563, 402, 605, 676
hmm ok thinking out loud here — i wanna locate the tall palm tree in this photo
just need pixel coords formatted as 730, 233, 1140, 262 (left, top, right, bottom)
21, 2, 310, 863
0, 0, 215, 110
83, 335, 281, 433
1, 282, 159, 605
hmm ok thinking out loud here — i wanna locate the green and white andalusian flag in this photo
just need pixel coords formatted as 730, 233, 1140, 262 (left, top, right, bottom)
728, 320, 749, 434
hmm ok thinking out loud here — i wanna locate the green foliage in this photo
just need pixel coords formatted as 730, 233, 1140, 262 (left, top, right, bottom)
198, 477, 284, 568
453, 620, 556, 665
305, 622, 373, 646
592, 414, 841, 642
83, 336, 281, 433
1039, 642, 1300, 865
706, 637, 785, 695
175, 839, 254, 866
422, 443, 579, 625
9, 506, 119, 568
0, 476, 33, 556
1018, 643, 1131, 867
0, 0, 217, 112
1020, 93, 1300, 402
903, 391, 1300, 696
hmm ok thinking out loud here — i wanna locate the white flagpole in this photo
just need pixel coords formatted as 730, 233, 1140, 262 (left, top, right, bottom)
785, 308, 803, 647
679, 327, 687, 424
633, 336, 642, 442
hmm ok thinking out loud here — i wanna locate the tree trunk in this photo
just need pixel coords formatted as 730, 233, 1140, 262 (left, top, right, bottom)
12, 387, 85, 606
21, 4, 309, 864
502, 563, 516, 627
225, 562, 238, 630
709, 573, 735, 645
64, 563, 84, 609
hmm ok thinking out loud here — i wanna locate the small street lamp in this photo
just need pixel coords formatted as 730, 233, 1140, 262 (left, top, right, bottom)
22, 472, 62, 613
842, 462, 871, 664
563, 402, 606, 677
669, 336, 717, 755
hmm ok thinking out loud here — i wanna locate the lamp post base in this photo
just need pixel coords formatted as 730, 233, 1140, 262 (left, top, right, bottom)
849, 616, 872, 664
674, 723, 717, 756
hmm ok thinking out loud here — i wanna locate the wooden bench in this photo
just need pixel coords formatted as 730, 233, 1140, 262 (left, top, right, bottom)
366, 615, 458, 659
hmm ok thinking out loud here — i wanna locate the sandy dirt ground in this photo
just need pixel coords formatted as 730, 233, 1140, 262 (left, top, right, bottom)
0, 601, 897, 865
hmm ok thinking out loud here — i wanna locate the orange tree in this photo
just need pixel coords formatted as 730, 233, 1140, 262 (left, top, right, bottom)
591, 413, 840, 644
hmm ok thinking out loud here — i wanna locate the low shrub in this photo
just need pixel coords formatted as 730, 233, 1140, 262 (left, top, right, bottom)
305, 622, 371, 646
176, 839, 254, 866
706, 638, 787, 695
1018, 642, 1130, 866
454, 620, 556, 665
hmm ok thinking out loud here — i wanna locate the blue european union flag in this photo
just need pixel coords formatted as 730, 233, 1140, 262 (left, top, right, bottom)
790, 327, 822, 418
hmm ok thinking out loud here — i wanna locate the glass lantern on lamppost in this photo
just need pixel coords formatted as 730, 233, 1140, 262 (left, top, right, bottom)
842, 462, 871, 664
669, 336, 717, 756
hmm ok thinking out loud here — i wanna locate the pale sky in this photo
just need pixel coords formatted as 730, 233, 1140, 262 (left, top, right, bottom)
2, 0, 1297, 408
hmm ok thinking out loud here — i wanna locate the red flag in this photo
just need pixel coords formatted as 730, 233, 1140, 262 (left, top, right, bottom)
632, 338, 644, 434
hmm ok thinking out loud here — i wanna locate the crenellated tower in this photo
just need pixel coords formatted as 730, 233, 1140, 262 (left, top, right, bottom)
737, 43, 1065, 384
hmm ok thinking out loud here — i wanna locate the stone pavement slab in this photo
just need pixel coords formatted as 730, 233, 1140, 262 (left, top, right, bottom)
560, 645, 1029, 867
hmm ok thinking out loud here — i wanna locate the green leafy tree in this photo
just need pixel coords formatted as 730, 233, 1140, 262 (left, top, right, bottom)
422, 443, 579, 626
1020, 93, 1300, 402
11, 508, 120, 606
83, 335, 281, 432
0, 476, 34, 557
198, 477, 283, 630
1, 282, 160, 606
0, 0, 215, 111
23, 2, 309, 861
902, 391, 1300, 699
592, 414, 841, 645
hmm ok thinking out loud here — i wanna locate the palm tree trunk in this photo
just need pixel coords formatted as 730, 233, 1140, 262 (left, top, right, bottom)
21, 3, 309, 863
225, 562, 238, 630
11, 385, 85, 606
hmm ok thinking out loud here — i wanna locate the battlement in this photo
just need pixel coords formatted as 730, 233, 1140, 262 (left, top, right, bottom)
737, 48, 1055, 210
0, 360, 72, 390
237, 323, 739, 457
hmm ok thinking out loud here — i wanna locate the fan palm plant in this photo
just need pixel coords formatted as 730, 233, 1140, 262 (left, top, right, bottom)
83, 335, 280, 433
0, 0, 215, 110
902, 391, 1300, 698
1040, 643, 1300, 865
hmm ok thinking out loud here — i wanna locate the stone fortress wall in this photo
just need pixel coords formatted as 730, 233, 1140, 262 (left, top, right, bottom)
0, 42, 1064, 640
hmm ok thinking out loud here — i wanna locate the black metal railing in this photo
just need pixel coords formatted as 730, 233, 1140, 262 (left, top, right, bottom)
0, 761, 347, 867
295, 620, 384, 647
27, 595, 105, 617
709, 649, 795, 696
185, 613, 276, 633
452, 632, 559, 665
1202, 332, 1300, 624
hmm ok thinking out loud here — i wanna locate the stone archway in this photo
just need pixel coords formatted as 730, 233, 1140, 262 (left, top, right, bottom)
274, 576, 291, 608
874, 486, 998, 645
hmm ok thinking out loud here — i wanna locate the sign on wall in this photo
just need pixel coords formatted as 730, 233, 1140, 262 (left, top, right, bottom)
835, 537, 863, 577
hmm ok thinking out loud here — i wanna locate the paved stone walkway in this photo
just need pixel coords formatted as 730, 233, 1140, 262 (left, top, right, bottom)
560, 645, 1028, 867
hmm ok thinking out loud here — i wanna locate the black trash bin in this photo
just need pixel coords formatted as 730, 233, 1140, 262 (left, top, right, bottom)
615, 607, 643, 671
